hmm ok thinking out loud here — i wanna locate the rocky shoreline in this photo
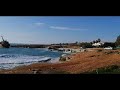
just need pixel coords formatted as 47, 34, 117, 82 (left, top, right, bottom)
0, 51, 74, 74
1, 48, 120, 74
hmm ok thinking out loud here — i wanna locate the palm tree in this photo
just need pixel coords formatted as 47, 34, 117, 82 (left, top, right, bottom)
98, 38, 101, 42
93, 40, 96, 43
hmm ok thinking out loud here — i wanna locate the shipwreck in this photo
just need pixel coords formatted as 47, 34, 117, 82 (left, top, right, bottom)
0, 36, 10, 48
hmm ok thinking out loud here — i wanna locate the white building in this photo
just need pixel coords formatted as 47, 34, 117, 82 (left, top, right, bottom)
92, 42, 104, 47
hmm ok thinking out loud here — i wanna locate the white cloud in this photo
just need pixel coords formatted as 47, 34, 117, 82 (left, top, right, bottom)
50, 26, 69, 30
34, 22, 87, 31
35, 22, 45, 26
49, 26, 87, 31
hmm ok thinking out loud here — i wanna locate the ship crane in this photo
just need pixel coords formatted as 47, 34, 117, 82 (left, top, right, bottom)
1, 36, 4, 41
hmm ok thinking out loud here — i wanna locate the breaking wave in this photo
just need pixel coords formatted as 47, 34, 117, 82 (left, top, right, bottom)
0, 48, 63, 69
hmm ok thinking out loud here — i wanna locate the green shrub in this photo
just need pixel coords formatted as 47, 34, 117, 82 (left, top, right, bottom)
82, 65, 120, 74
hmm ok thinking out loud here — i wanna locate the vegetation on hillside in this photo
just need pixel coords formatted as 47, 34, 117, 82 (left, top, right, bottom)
115, 35, 120, 46
83, 65, 120, 74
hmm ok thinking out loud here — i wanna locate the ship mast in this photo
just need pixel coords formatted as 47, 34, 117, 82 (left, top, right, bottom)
1, 36, 4, 41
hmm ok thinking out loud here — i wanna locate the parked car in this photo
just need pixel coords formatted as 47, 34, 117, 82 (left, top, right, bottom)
104, 46, 113, 50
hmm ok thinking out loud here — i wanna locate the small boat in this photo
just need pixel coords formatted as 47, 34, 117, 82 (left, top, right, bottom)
0, 36, 10, 48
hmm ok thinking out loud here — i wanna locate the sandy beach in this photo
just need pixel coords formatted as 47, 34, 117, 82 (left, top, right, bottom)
0, 48, 120, 74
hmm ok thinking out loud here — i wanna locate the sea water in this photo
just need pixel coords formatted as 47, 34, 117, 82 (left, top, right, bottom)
0, 48, 63, 69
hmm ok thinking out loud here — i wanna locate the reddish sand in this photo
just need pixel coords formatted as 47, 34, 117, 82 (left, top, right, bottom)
1, 48, 120, 74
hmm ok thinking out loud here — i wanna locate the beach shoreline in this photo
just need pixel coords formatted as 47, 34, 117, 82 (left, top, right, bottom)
0, 49, 76, 74
1, 48, 120, 74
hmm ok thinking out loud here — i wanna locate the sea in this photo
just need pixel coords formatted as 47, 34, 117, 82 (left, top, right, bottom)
0, 48, 63, 69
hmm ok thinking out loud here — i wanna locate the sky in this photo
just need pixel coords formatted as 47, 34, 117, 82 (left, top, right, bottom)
0, 16, 120, 44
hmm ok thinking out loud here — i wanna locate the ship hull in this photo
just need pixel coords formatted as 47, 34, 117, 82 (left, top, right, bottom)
0, 41, 10, 48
